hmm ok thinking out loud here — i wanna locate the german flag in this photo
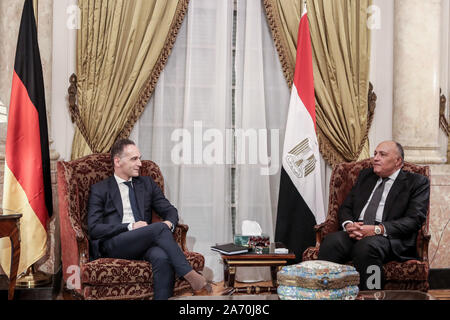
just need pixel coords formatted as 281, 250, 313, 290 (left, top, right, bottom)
0, 0, 52, 278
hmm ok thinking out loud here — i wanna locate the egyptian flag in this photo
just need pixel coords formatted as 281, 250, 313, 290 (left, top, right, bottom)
275, 9, 325, 262
0, 0, 52, 278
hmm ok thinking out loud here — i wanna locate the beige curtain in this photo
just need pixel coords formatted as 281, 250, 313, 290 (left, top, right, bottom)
264, 0, 373, 165
71, 0, 189, 159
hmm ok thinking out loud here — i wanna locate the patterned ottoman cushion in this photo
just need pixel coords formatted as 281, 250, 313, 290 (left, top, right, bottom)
277, 260, 360, 300
278, 285, 359, 300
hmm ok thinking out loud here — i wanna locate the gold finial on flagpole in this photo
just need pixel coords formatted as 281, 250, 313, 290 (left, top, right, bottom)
32, 0, 39, 32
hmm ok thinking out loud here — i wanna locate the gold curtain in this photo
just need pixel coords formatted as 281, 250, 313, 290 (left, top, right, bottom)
71, 0, 189, 159
264, 0, 372, 165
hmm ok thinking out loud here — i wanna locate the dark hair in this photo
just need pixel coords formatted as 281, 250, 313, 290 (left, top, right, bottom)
394, 141, 404, 164
110, 139, 135, 165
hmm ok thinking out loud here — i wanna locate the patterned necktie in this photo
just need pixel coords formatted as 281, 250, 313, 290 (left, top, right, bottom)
363, 177, 390, 225
123, 181, 141, 222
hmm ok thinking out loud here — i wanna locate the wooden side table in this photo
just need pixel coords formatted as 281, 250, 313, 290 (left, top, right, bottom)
221, 243, 295, 293
0, 214, 22, 300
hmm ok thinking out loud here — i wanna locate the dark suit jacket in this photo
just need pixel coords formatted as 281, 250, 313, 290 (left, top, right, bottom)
87, 175, 179, 260
338, 168, 430, 261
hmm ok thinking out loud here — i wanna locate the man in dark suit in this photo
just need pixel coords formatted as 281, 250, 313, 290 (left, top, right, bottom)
88, 139, 210, 299
318, 141, 430, 290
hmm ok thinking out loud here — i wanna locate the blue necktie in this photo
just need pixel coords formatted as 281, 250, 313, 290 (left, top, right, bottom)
123, 181, 141, 222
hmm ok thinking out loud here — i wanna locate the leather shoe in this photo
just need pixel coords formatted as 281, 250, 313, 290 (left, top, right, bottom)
192, 281, 215, 296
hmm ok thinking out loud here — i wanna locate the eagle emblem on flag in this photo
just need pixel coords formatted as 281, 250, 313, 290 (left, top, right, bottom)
285, 138, 316, 178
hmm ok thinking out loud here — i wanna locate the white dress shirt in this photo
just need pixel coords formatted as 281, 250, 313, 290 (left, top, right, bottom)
114, 174, 175, 232
114, 174, 135, 231
342, 169, 401, 236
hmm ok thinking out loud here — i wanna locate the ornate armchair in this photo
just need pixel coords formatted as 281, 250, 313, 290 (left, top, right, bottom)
302, 159, 431, 291
57, 153, 205, 299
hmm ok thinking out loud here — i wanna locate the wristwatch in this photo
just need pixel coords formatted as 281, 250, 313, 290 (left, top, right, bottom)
374, 225, 382, 235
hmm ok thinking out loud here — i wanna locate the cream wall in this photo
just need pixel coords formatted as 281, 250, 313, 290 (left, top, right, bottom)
369, 0, 395, 153
369, 0, 449, 269
0, 0, 24, 149
369, 0, 450, 268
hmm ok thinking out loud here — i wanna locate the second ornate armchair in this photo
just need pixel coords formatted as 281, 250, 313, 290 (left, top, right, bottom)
57, 153, 205, 299
302, 159, 431, 291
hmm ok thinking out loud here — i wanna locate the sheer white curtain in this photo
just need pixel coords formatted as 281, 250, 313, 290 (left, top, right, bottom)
233, 0, 332, 281
131, 0, 331, 283
320, 157, 332, 213
234, 0, 290, 282
131, 0, 234, 282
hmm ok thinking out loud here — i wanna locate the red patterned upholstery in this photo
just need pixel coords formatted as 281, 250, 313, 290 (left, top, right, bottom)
57, 153, 205, 299
302, 159, 431, 291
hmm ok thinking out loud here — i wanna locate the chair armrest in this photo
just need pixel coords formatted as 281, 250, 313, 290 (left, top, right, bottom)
174, 223, 189, 252
417, 224, 431, 262
314, 223, 327, 246
57, 162, 87, 243
73, 226, 87, 242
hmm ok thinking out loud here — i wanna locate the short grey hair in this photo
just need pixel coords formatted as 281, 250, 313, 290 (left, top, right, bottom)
394, 141, 404, 164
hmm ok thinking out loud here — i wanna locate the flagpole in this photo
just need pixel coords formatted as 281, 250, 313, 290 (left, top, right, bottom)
33, 0, 39, 30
